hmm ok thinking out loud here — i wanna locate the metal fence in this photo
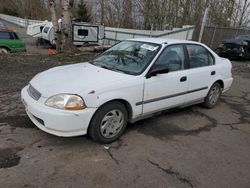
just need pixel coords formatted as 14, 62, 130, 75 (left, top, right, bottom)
103, 26, 195, 45
193, 26, 250, 49
0, 13, 195, 46
0, 14, 44, 27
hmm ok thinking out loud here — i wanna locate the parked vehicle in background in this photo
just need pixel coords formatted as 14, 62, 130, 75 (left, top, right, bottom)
0, 21, 26, 54
21, 38, 233, 144
27, 19, 105, 47
215, 35, 250, 60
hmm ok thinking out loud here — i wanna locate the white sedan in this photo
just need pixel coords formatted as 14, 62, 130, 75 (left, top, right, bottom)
21, 38, 233, 143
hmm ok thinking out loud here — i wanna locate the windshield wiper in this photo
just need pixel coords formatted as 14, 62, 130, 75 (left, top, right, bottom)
101, 65, 128, 74
100, 65, 114, 71
90, 60, 134, 75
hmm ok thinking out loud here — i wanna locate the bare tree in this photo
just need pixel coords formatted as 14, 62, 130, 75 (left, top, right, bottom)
238, 0, 250, 26
48, 0, 61, 52
61, 0, 75, 53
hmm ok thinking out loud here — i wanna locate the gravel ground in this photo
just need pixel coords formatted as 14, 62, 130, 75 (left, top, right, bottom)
0, 53, 250, 188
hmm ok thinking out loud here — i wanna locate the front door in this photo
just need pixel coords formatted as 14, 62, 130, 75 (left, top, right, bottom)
142, 44, 189, 114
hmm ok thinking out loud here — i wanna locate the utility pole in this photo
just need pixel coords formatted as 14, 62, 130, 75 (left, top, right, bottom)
198, 7, 209, 42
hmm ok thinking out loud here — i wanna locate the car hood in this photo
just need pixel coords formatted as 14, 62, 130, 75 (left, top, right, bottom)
30, 62, 134, 97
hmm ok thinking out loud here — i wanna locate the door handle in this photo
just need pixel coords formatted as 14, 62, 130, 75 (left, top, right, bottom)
211, 71, 216, 75
180, 76, 187, 82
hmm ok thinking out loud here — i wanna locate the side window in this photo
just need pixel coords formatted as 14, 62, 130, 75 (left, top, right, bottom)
43, 27, 50, 33
0, 32, 11, 39
13, 32, 19, 39
78, 29, 89, 36
9, 32, 17, 39
155, 45, 185, 72
186, 45, 214, 68
40, 26, 44, 32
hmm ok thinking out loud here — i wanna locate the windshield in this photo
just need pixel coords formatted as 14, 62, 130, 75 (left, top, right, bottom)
91, 41, 160, 75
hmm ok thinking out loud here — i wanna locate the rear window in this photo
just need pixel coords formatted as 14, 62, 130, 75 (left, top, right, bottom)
0, 31, 11, 39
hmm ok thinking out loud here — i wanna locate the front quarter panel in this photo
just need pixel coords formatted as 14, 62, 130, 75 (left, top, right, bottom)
83, 76, 144, 119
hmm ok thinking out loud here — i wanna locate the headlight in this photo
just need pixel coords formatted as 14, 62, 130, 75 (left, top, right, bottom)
45, 94, 86, 110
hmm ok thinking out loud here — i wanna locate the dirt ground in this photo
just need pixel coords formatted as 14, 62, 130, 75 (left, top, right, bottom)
0, 53, 250, 188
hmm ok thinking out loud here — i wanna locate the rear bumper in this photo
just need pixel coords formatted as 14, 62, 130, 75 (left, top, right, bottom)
21, 86, 97, 137
223, 77, 233, 93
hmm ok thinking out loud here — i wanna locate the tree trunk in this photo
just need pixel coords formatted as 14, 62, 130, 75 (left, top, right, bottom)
61, 0, 75, 53
101, 0, 105, 25
48, 0, 61, 52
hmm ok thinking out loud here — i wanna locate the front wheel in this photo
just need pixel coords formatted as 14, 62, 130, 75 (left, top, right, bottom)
0, 48, 9, 54
88, 102, 128, 144
203, 83, 222, 108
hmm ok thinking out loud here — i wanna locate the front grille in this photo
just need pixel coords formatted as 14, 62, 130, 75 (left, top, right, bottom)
27, 84, 41, 101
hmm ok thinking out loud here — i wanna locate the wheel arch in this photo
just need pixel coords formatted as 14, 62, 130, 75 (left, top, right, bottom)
105, 99, 133, 122
88, 98, 133, 132
214, 79, 224, 89
0, 46, 11, 52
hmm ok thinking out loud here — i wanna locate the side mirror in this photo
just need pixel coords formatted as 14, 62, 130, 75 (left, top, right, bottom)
146, 64, 169, 79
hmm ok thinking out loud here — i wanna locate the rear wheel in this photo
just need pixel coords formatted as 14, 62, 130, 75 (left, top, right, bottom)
88, 102, 128, 144
203, 83, 222, 108
0, 48, 9, 54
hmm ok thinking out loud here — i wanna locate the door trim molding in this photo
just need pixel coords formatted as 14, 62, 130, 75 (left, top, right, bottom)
136, 87, 208, 106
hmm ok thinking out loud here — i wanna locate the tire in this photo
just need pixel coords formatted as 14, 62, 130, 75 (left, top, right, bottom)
88, 101, 128, 144
0, 48, 9, 54
203, 82, 222, 109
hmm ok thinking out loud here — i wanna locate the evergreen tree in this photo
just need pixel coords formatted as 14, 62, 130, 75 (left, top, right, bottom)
78, 0, 91, 22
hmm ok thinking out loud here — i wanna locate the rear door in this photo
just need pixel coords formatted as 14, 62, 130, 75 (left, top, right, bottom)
142, 44, 189, 114
185, 44, 216, 103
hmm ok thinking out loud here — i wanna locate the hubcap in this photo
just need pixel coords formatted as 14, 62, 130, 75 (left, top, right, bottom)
209, 86, 220, 105
100, 109, 124, 138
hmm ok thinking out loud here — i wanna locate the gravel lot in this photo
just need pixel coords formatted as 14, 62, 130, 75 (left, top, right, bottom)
0, 53, 250, 188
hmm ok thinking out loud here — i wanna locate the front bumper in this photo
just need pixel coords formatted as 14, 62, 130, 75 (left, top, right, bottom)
21, 86, 97, 137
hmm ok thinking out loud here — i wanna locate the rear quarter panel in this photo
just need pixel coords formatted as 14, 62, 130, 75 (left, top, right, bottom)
211, 57, 233, 92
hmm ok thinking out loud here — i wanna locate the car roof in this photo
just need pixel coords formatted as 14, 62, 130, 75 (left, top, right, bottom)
127, 37, 200, 45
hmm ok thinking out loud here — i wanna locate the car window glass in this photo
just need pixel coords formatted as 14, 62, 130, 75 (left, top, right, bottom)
0, 32, 11, 39
13, 32, 18, 39
92, 41, 160, 75
43, 27, 50, 33
9, 32, 16, 39
154, 45, 185, 72
186, 45, 214, 68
